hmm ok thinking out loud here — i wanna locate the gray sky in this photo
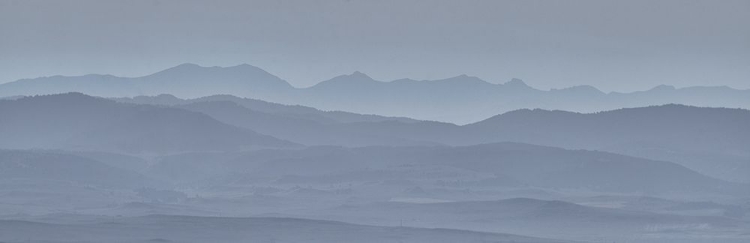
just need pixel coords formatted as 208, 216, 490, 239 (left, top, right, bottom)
1, 0, 748, 92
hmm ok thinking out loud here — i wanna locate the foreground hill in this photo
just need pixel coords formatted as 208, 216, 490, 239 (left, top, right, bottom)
304, 198, 747, 242
0, 214, 572, 243
0, 93, 295, 154
150, 143, 744, 196
0, 150, 160, 189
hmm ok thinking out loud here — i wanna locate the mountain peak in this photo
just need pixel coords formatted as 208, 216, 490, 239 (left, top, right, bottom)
309, 71, 378, 89
503, 78, 531, 88
177, 63, 201, 67
152, 63, 280, 79
349, 71, 371, 79
650, 84, 677, 91
170, 63, 203, 70
141, 63, 292, 97
332, 71, 375, 82
163, 63, 265, 73
155, 63, 208, 75
552, 85, 604, 95
439, 74, 488, 84
229, 63, 263, 70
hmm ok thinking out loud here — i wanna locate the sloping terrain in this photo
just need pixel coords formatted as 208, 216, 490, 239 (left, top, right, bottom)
0, 93, 295, 154
0, 215, 573, 243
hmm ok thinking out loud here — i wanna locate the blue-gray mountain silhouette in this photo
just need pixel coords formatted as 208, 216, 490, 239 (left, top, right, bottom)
107, 94, 750, 182
114, 94, 419, 124
2, 64, 748, 124
2, 93, 748, 242
0, 93, 296, 154
0, 64, 290, 101
462, 105, 750, 182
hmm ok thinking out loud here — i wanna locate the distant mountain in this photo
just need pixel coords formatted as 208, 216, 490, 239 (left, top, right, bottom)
325, 104, 750, 183
300, 73, 750, 124
0, 93, 295, 154
210, 103, 744, 183
113, 94, 419, 124
7, 93, 744, 182
2, 64, 748, 124
0, 63, 292, 101
110, 95, 750, 182
175, 101, 436, 147
110, 94, 439, 146
462, 105, 750, 182
137, 63, 293, 99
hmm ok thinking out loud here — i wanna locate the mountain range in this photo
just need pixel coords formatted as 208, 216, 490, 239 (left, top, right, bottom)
1, 92, 748, 242
0, 93, 295, 154
2, 93, 747, 182
108, 93, 750, 183
2, 63, 748, 124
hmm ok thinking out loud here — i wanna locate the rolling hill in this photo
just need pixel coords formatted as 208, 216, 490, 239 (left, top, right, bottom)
0, 93, 296, 154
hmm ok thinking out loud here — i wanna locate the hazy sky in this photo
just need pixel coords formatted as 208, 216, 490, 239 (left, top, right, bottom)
1, 0, 748, 91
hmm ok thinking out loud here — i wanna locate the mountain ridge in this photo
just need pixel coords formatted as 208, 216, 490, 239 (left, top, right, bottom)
2, 63, 749, 124
0, 93, 298, 154
6, 63, 746, 92
104, 93, 750, 183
